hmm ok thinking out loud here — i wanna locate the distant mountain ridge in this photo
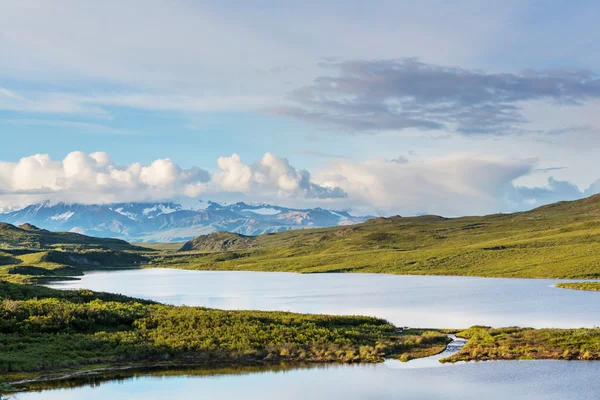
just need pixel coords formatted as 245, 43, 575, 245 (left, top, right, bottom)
0, 201, 371, 242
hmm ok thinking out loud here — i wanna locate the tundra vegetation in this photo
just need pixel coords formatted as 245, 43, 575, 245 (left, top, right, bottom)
443, 326, 600, 362
0, 281, 449, 390
555, 282, 600, 292
152, 194, 600, 279
3, 196, 600, 392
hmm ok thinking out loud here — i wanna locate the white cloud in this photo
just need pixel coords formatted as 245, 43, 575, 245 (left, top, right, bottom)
0, 1, 507, 89
313, 155, 598, 216
214, 152, 345, 199
0, 151, 342, 208
0, 152, 211, 207
0, 151, 597, 215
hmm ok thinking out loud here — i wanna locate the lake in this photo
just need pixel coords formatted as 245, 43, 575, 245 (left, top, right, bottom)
26, 268, 600, 399
47, 268, 600, 328
17, 360, 600, 399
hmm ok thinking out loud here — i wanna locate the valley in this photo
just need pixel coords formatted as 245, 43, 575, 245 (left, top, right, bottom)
3, 194, 600, 394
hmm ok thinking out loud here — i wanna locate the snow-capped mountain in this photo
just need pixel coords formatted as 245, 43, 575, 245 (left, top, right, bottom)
0, 201, 371, 242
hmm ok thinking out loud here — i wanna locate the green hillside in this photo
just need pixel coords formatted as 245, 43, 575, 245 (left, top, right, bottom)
0, 222, 142, 251
0, 223, 149, 283
155, 194, 600, 279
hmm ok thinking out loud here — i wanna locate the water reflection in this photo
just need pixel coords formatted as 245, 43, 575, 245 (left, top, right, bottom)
14, 360, 600, 400
20, 270, 600, 398
47, 269, 600, 328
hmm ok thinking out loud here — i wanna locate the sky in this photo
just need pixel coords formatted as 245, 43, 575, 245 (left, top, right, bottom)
1, 0, 600, 216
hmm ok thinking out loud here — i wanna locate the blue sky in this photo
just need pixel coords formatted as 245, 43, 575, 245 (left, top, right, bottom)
1, 0, 600, 215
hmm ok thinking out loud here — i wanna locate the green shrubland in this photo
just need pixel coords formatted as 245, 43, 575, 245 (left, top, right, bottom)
442, 326, 600, 362
0, 282, 448, 386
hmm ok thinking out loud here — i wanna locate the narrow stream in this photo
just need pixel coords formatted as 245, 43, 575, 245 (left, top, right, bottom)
385, 334, 468, 369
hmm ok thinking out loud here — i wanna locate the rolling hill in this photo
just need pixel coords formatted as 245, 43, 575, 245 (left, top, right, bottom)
0, 222, 148, 283
0, 222, 141, 251
162, 194, 600, 279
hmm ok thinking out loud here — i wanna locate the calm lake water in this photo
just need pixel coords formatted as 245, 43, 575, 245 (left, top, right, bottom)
29, 269, 600, 399
47, 268, 600, 328
16, 361, 600, 400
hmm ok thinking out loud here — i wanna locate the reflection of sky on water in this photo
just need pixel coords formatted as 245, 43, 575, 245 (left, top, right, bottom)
47, 269, 600, 328
17, 361, 600, 400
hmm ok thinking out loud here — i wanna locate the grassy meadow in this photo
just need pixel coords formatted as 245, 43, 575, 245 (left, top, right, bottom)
148, 194, 600, 279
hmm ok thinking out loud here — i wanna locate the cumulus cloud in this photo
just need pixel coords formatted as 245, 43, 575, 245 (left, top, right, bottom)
0, 151, 343, 208
274, 58, 600, 135
0, 152, 212, 206
214, 153, 346, 199
0, 151, 598, 216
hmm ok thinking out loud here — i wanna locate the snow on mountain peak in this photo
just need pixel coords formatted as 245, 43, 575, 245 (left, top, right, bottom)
0, 200, 369, 242
242, 207, 281, 215
142, 204, 180, 217
49, 211, 75, 221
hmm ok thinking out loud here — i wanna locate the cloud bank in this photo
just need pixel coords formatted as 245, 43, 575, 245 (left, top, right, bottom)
0, 152, 343, 208
0, 151, 598, 216
315, 155, 599, 216
274, 58, 600, 135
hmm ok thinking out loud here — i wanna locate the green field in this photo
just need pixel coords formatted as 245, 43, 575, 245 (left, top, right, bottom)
0, 222, 142, 252
148, 194, 600, 279
131, 242, 185, 252
0, 223, 151, 283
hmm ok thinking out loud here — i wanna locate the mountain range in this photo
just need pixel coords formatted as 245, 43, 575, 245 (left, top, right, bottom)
0, 201, 371, 242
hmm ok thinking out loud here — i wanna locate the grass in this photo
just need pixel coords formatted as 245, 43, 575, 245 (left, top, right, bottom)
0, 249, 148, 284
5, 195, 600, 281
0, 222, 155, 283
0, 281, 449, 389
0, 222, 143, 252
442, 326, 600, 362
143, 194, 600, 279
555, 282, 600, 291
131, 242, 184, 252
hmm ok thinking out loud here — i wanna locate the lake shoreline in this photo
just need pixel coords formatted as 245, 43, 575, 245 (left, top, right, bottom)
7, 334, 466, 393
